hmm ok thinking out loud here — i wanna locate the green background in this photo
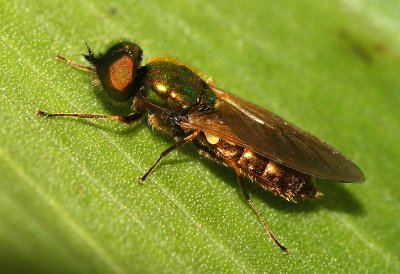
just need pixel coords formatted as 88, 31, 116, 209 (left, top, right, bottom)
1, 0, 399, 273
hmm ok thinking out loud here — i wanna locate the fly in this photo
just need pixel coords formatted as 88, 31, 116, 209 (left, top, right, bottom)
37, 40, 365, 253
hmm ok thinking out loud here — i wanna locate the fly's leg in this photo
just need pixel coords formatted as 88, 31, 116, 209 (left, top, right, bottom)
40, 48, 140, 123
226, 159, 289, 254
56, 54, 93, 72
139, 131, 199, 182
37, 110, 144, 124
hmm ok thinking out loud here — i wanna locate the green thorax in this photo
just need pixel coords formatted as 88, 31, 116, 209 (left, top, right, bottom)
140, 60, 216, 110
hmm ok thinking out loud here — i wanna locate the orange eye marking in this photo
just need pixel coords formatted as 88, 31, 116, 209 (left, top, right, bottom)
109, 55, 133, 92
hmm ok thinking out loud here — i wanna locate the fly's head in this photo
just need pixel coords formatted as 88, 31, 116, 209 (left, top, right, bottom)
84, 40, 143, 106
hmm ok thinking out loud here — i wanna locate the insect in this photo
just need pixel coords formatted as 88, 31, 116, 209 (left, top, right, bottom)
37, 40, 365, 253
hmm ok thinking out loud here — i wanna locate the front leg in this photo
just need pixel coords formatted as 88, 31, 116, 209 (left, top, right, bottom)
37, 110, 144, 124
56, 54, 93, 72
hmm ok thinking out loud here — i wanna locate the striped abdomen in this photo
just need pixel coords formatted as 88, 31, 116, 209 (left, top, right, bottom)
193, 132, 322, 202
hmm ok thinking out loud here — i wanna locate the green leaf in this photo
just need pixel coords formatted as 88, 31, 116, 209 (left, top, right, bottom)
1, 0, 399, 273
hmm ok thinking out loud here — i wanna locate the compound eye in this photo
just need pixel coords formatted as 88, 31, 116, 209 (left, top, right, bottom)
96, 41, 142, 102
108, 53, 134, 93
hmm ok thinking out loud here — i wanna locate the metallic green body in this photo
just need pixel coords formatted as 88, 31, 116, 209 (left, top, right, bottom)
140, 60, 216, 110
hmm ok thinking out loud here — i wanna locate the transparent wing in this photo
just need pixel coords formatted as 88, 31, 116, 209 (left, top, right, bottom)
179, 87, 364, 182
